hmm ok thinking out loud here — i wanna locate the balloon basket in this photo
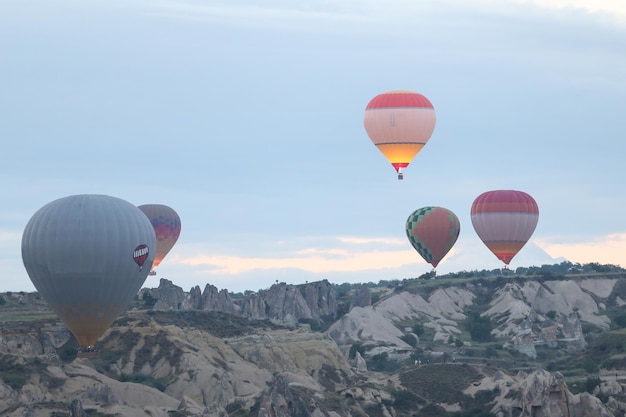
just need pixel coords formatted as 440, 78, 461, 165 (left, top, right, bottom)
77, 346, 99, 358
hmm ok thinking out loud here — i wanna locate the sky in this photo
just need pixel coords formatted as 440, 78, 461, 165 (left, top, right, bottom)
1, 0, 625, 294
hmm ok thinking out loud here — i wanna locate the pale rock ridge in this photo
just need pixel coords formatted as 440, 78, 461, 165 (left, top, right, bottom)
483, 281, 592, 357
142, 279, 337, 324
201, 283, 240, 314
486, 369, 613, 417
2, 275, 625, 416
578, 278, 618, 298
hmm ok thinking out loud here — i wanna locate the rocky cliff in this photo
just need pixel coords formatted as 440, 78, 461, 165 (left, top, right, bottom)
2, 273, 626, 416
141, 278, 337, 325
1, 310, 621, 417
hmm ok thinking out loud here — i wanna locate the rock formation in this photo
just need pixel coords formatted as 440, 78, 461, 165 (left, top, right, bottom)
140, 279, 337, 324
2, 273, 626, 416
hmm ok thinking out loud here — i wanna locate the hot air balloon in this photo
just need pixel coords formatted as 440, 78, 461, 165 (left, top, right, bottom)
470, 190, 539, 267
406, 206, 460, 269
138, 204, 181, 276
364, 90, 436, 180
21, 194, 156, 348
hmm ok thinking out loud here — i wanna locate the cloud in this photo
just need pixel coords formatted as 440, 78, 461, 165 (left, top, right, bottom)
173, 239, 418, 275
536, 233, 626, 266
145, 0, 371, 30
511, 0, 626, 17
145, 0, 626, 28
171, 230, 611, 284
5, 229, 623, 294
337, 236, 406, 246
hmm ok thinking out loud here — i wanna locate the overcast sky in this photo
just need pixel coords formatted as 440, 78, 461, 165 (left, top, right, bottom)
1, 0, 625, 293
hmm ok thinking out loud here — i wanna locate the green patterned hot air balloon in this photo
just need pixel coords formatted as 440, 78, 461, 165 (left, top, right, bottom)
21, 194, 156, 347
406, 206, 460, 269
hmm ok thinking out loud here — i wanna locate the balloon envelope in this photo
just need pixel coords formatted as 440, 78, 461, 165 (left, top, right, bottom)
364, 90, 436, 178
406, 206, 460, 268
21, 194, 156, 347
138, 204, 181, 269
470, 190, 539, 265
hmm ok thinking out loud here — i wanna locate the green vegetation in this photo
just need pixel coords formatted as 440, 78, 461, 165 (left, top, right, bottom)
0, 354, 33, 389
145, 310, 287, 338
331, 262, 626, 297
465, 311, 493, 343
0, 291, 56, 322
119, 373, 172, 392
225, 400, 249, 417
401, 333, 418, 347
398, 364, 496, 416
298, 317, 327, 332
349, 341, 365, 359
0, 354, 55, 390
140, 291, 157, 308
57, 337, 79, 362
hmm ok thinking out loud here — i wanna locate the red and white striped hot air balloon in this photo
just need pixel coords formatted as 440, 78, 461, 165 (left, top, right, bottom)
470, 190, 539, 267
363, 90, 436, 180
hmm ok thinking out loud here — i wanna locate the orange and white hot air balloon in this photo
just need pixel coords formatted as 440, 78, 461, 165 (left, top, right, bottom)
364, 90, 436, 180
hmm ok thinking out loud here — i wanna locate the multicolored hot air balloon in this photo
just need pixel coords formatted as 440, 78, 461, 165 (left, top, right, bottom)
406, 206, 460, 269
364, 90, 436, 180
470, 190, 539, 267
138, 204, 181, 275
21, 195, 156, 347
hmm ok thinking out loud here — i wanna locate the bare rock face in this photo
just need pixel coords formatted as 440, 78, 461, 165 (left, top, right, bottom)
148, 278, 186, 310
354, 352, 368, 371
252, 280, 337, 321
262, 284, 313, 321
257, 373, 297, 417
239, 292, 269, 319
0, 313, 619, 417
3, 274, 625, 416
485, 280, 591, 357
576, 392, 614, 417
236, 280, 338, 322
481, 369, 615, 417
69, 398, 86, 417
302, 280, 337, 319
201, 284, 239, 315
140, 279, 337, 325
0, 323, 70, 371
181, 285, 203, 309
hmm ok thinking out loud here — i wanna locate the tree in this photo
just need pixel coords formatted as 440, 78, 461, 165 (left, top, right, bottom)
466, 311, 493, 343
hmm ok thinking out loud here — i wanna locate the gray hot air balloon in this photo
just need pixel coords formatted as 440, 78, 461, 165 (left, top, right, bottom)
21, 194, 156, 347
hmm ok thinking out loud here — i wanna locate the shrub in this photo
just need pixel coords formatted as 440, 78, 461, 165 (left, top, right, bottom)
368, 352, 389, 372
349, 342, 365, 359
581, 357, 598, 373
401, 334, 418, 347
412, 323, 424, 336
585, 376, 601, 393
466, 311, 493, 343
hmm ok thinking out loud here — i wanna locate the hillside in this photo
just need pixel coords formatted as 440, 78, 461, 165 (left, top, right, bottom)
2, 264, 626, 416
